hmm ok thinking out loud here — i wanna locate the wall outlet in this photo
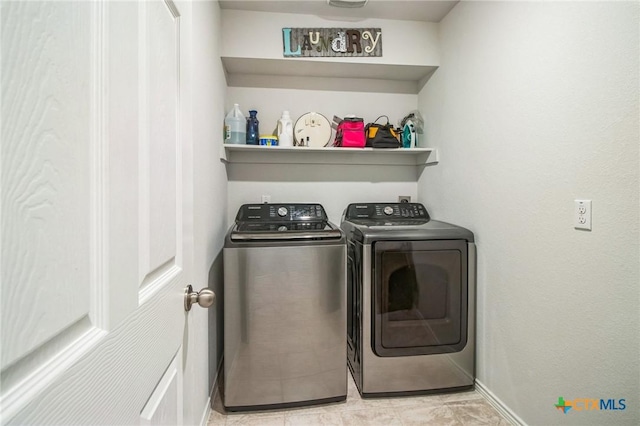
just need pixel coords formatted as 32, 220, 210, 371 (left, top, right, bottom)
399, 196, 411, 203
261, 194, 271, 203
574, 200, 592, 230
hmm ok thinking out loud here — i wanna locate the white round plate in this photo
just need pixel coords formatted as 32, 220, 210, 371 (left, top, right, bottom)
293, 112, 332, 147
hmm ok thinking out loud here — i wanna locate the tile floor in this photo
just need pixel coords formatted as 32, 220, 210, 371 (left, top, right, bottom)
208, 376, 510, 425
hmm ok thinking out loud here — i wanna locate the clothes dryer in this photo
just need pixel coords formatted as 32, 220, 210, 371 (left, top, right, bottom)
341, 203, 475, 396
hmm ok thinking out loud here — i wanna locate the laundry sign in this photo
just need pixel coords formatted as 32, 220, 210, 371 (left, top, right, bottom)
282, 28, 382, 57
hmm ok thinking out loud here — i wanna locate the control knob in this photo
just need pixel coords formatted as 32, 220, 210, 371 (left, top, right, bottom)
383, 206, 394, 216
277, 206, 288, 217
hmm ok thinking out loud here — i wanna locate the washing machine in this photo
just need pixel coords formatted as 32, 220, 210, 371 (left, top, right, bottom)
341, 202, 475, 397
223, 203, 346, 411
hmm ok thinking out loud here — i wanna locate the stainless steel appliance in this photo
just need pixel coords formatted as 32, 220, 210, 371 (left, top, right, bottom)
341, 202, 476, 397
223, 203, 347, 411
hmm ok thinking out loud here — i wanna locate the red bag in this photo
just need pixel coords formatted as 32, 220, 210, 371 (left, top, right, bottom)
333, 117, 365, 148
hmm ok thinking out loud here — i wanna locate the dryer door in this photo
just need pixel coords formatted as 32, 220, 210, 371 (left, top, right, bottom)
372, 239, 468, 357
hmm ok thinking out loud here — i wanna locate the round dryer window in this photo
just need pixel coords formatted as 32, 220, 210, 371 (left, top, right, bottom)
294, 112, 332, 147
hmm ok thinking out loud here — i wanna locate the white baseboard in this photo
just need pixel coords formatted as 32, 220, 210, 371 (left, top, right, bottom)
201, 357, 224, 426
475, 380, 527, 426
198, 397, 211, 426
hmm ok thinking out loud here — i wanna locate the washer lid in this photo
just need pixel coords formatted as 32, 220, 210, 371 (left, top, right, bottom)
231, 203, 343, 241
230, 221, 343, 241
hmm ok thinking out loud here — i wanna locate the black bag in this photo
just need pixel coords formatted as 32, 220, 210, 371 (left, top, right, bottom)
365, 116, 401, 148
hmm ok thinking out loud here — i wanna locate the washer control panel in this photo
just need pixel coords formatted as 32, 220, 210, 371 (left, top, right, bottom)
345, 203, 430, 221
236, 203, 327, 222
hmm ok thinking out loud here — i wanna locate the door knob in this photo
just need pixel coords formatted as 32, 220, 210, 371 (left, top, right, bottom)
184, 285, 215, 311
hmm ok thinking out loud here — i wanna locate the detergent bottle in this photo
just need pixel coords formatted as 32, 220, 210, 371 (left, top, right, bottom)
224, 104, 246, 144
277, 111, 294, 147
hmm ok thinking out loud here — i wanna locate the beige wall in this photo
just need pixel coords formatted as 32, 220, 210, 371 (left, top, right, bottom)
419, 2, 639, 424
222, 9, 440, 223
188, 1, 228, 423
221, 9, 440, 66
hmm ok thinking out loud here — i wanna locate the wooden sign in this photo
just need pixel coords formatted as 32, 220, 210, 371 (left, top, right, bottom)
283, 28, 382, 58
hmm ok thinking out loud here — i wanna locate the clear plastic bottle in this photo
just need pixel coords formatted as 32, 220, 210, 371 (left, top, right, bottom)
224, 104, 246, 144
277, 111, 294, 147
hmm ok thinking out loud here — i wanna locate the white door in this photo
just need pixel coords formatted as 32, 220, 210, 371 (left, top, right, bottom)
1, 0, 197, 424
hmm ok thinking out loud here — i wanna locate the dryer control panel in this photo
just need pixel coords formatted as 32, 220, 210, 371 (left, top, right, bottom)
344, 203, 430, 221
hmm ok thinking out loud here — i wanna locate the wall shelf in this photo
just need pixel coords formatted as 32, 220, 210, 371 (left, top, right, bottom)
221, 145, 438, 166
221, 57, 438, 94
